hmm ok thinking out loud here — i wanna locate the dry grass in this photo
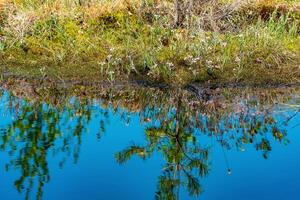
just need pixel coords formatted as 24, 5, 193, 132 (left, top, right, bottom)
0, 0, 300, 85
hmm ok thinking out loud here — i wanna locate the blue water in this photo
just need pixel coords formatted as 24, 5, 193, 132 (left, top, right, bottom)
0, 89, 299, 200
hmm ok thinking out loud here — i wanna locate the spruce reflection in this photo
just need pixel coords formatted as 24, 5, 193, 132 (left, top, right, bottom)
116, 93, 209, 199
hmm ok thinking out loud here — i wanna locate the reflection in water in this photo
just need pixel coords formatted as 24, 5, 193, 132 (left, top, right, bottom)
0, 91, 101, 199
0, 79, 299, 199
116, 93, 210, 199
115, 89, 291, 199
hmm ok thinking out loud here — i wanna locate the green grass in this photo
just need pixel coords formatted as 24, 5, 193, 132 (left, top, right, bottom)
1, 0, 300, 85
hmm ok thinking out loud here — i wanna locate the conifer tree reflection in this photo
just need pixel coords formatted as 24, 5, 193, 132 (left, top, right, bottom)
116, 91, 210, 199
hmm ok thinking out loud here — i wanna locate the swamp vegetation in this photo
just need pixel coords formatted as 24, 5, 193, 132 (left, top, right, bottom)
0, 0, 300, 85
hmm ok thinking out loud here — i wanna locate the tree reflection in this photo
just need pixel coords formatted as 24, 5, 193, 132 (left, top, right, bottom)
116, 93, 209, 199
0, 89, 108, 200
115, 88, 293, 199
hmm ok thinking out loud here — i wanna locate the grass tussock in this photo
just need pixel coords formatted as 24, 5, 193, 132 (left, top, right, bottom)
0, 0, 300, 85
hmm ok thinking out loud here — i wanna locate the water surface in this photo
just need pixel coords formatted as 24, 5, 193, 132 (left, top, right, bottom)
0, 81, 300, 200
